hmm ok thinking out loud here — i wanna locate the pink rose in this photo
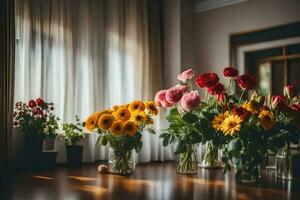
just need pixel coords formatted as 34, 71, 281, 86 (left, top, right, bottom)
177, 69, 194, 82
155, 90, 174, 107
175, 84, 188, 93
166, 86, 184, 104
180, 91, 201, 112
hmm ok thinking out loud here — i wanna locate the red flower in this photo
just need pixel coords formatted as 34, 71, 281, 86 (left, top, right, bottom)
28, 100, 36, 108
232, 106, 251, 120
207, 82, 225, 96
290, 104, 300, 116
34, 108, 43, 115
36, 98, 45, 106
272, 95, 289, 112
195, 72, 219, 88
237, 74, 256, 90
284, 85, 296, 98
223, 67, 238, 77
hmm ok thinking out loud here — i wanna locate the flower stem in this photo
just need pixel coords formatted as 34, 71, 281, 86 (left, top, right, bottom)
238, 89, 246, 104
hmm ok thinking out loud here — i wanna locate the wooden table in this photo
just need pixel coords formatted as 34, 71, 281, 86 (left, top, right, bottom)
2, 162, 300, 200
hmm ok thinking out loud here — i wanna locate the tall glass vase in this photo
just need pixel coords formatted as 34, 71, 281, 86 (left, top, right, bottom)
176, 144, 198, 175
200, 141, 223, 168
108, 147, 135, 175
275, 144, 292, 180
236, 166, 261, 185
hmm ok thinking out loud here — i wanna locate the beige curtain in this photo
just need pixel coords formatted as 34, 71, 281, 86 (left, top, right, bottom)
0, 0, 15, 170
15, 0, 174, 163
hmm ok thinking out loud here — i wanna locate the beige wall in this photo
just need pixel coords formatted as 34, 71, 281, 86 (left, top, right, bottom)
193, 0, 300, 78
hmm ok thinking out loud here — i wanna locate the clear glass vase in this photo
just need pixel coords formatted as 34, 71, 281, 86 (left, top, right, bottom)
235, 166, 261, 185
108, 148, 135, 175
275, 147, 292, 180
200, 141, 223, 168
176, 144, 198, 175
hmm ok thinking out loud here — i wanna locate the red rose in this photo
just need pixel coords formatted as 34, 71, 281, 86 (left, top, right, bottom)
207, 82, 225, 95
284, 85, 296, 98
195, 72, 219, 88
28, 100, 36, 108
36, 98, 45, 106
237, 74, 256, 90
272, 95, 289, 111
223, 67, 238, 77
232, 106, 251, 120
290, 104, 300, 116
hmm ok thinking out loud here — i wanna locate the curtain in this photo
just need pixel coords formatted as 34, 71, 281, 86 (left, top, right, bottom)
14, 0, 175, 163
0, 0, 15, 170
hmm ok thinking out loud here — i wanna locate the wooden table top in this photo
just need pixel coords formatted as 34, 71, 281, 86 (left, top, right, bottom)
2, 162, 300, 200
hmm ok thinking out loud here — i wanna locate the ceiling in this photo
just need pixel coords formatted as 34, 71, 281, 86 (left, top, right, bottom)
194, 0, 248, 13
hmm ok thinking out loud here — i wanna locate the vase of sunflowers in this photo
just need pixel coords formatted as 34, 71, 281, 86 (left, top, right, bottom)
85, 100, 158, 175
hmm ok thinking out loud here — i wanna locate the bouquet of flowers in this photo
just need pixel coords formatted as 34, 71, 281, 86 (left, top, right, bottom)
85, 100, 157, 175
13, 98, 59, 139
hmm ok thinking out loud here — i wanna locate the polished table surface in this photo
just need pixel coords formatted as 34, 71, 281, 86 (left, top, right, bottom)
2, 162, 300, 200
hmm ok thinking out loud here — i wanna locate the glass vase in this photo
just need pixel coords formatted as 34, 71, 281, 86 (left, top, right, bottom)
275, 147, 292, 180
235, 166, 261, 185
176, 144, 198, 175
200, 141, 223, 168
108, 147, 135, 175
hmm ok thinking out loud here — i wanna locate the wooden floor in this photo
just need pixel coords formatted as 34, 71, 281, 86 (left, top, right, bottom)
2, 162, 300, 200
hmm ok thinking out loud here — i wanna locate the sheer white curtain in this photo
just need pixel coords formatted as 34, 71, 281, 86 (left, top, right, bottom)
14, 0, 175, 163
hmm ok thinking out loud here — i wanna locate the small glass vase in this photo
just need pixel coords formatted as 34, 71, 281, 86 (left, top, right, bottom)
235, 166, 261, 185
108, 147, 135, 175
200, 141, 223, 168
275, 146, 292, 180
176, 144, 198, 175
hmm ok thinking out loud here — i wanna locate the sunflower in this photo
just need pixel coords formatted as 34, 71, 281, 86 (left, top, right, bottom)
123, 120, 138, 136
259, 110, 275, 130
85, 114, 97, 132
98, 114, 114, 130
212, 112, 228, 131
94, 110, 111, 121
242, 100, 261, 114
220, 115, 243, 136
110, 120, 124, 136
114, 107, 131, 122
128, 100, 145, 112
145, 101, 158, 115
131, 111, 147, 124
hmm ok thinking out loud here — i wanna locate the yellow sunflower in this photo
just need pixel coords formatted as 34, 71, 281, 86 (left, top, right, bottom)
123, 120, 138, 137
131, 111, 147, 124
98, 114, 114, 130
85, 114, 97, 132
145, 101, 158, 115
242, 100, 261, 114
212, 112, 228, 131
114, 107, 131, 122
110, 120, 124, 136
259, 110, 275, 130
220, 115, 243, 136
128, 100, 145, 112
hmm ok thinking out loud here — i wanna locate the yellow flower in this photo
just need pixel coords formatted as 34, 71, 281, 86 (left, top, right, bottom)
145, 101, 158, 115
85, 114, 97, 132
98, 114, 114, 130
123, 120, 138, 137
259, 110, 275, 130
212, 112, 228, 131
131, 111, 147, 124
114, 107, 131, 122
221, 115, 243, 136
242, 100, 261, 114
110, 120, 124, 136
94, 110, 111, 121
128, 100, 145, 112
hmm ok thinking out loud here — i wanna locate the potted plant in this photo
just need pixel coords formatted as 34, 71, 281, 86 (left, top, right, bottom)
13, 98, 58, 170
43, 110, 60, 150
85, 100, 157, 175
62, 116, 85, 168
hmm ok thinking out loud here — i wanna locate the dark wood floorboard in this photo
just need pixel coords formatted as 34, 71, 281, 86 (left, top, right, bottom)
1, 162, 300, 200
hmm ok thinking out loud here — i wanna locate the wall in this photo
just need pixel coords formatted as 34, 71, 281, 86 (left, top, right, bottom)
193, 0, 300, 77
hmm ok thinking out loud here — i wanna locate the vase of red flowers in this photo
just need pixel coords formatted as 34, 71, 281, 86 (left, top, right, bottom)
14, 98, 59, 170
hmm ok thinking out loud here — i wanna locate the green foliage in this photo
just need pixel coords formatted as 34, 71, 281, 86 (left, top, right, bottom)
62, 116, 84, 145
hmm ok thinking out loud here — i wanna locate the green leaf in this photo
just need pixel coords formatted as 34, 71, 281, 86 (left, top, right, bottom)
175, 140, 187, 155
159, 132, 169, 139
182, 113, 198, 124
163, 135, 170, 146
147, 127, 156, 134
100, 135, 108, 146
228, 138, 242, 155
189, 131, 202, 144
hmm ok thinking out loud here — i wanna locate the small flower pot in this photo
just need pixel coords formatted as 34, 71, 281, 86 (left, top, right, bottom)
24, 137, 43, 170
41, 150, 58, 170
43, 137, 56, 151
66, 145, 83, 168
